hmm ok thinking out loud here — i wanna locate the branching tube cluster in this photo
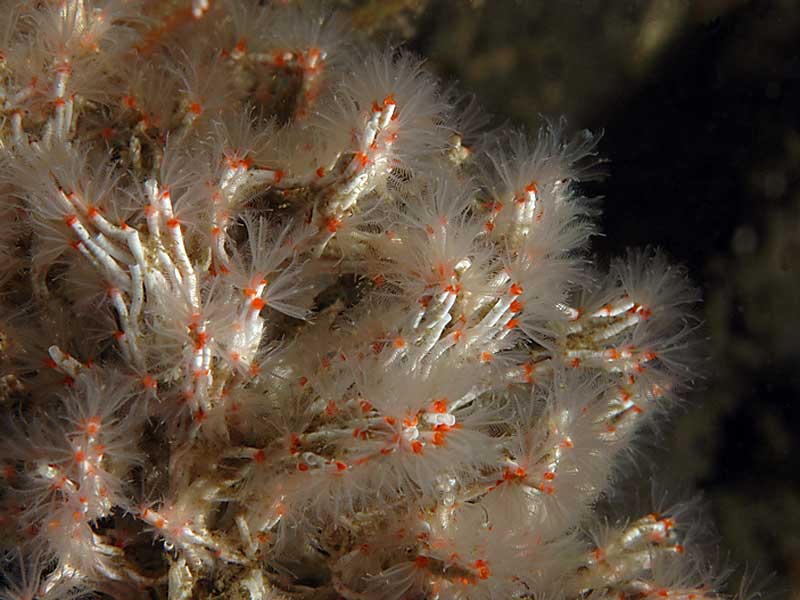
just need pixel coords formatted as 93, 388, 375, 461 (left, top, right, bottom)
0, 2, 725, 599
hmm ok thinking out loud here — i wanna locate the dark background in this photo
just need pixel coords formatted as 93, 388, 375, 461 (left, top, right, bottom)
346, 0, 800, 596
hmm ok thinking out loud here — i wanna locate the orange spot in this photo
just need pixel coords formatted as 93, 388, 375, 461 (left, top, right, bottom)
193, 332, 207, 350
83, 417, 101, 436
384, 416, 397, 426
251, 298, 265, 311
64, 214, 78, 226
503, 467, 526, 481
485, 221, 495, 232
473, 559, 491, 579
335, 461, 347, 471
393, 337, 405, 349
510, 283, 523, 296
509, 300, 523, 313
570, 357, 581, 368
315, 166, 325, 178
273, 169, 284, 184
505, 319, 519, 330
167, 217, 179, 229
298, 462, 309, 472
325, 217, 341, 233
122, 95, 137, 109
522, 362, 535, 383
543, 471, 555, 481
355, 151, 369, 167
481, 351, 493, 363
432, 399, 447, 413
253, 449, 266, 463
299, 376, 308, 387
415, 555, 429, 569
74, 450, 85, 462
188, 102, 202, 116
432, 431, 446, 446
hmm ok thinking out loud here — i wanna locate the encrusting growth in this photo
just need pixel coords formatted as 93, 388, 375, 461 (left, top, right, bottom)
0, 1, 733, 599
